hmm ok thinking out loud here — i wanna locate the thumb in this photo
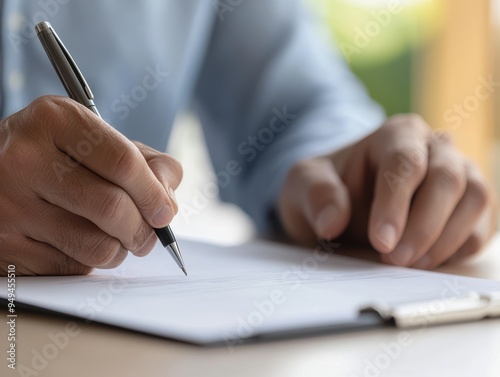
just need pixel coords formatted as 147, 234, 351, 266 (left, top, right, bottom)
279, 157, 351, 244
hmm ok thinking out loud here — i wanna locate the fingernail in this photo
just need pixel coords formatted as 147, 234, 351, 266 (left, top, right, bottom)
152, 205, 171, 228
168, 186, 177, 205
315, 205, 338, 239
389, 245, 414, 266
377, 224, 398, 251
412, 255, 431, 270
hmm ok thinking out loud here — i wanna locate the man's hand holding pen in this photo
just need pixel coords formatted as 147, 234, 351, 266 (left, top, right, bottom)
0, 96, 182, 275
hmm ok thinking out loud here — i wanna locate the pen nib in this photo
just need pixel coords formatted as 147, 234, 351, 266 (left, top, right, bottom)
166, 242, 187, 276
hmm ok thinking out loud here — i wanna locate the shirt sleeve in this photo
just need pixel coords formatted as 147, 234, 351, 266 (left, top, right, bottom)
193, 0, 385, 232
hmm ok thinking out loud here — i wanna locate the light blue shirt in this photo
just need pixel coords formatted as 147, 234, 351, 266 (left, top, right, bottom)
0, 0, 384, 231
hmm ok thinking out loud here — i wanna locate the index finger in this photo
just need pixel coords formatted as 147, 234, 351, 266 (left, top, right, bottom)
368, 115, 430, 254
42, 97, 174, 228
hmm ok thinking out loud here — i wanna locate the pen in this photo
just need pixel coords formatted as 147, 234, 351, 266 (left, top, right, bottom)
35, 21, 187, 276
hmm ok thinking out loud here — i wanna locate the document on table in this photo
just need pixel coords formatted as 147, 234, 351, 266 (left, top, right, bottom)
2, 239, 500, 345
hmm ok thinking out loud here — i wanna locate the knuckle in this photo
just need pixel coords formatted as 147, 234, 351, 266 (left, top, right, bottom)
432, 164, 466, 191
110, 146, 142, 182
406, 113, 426, 126
403, 113, 427, 131
73, 265, 93, 275
27, 96, 84, 141
29, 95, 69, 122
465, 177, 490, 211
431, 130, 453, 145
307, 179, 339, 202
3, 140, 36, 177
389, 147, 427, 178
139, 184, 167, 212
29, 95, 57, 116
131, 232, 156, 257
464, 233, 483, 257
288, 159, 314, 179
57, 255, 93, 275
95, 189, 129, 223
128, 225, 153, 252
102, 248, 128, 269
86, 236, 122, 267
399, 147, 422, 164
149, 155, 184, 188
412, 225, 437, 245
166, 156, 183, 185
387, 113, 427, 130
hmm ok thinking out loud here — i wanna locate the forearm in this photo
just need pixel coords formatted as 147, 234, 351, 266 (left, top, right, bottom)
195, 0, 384, 231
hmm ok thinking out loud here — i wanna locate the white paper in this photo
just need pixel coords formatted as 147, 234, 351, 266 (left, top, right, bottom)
2, 239, 500, 344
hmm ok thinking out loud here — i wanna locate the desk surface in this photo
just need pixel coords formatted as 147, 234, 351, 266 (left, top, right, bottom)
3, 235, 500, 377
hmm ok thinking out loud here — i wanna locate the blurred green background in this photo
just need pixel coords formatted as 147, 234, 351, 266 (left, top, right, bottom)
309, 0, 443, 116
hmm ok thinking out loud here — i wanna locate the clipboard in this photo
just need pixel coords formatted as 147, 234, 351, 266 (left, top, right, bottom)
231, 292, 500, 344
2, 292, 500, 346
2, 239, 500, 346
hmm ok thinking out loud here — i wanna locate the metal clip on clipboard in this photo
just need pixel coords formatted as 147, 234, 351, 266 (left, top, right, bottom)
233, 293, 500, 344
361, 292, 500, 329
